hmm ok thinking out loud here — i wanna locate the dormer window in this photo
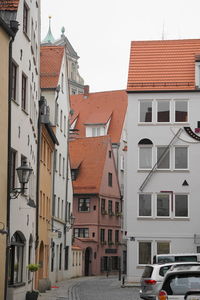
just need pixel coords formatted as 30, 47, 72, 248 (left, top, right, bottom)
71, 169, 78, 181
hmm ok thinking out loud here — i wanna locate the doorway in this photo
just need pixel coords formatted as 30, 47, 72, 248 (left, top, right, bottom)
85, 247, 92, 276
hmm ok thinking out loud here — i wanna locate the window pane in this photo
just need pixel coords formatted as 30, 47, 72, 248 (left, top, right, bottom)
157, 194, 170, 217
175, 147, 188, 169
139, 194, 151, 216
157, 242, 170, 254
175, 101, 188, 122
139, 147, 152, 169
157, 147, 170, 169
175, 195, 188, 217
140, 101, 152, 122
139, 242, 151, 264
157, 101, 170, 122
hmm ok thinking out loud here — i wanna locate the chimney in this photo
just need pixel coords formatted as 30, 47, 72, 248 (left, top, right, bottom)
84, 85, 89, 98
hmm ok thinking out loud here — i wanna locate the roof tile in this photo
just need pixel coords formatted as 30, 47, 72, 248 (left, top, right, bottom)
0, 0, 19, 10
40, 46, 64, 89
127, 39, 200, 91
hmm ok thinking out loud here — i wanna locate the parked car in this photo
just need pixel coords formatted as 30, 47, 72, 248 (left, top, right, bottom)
140, 263, 200, 300
157, 265, 200, 300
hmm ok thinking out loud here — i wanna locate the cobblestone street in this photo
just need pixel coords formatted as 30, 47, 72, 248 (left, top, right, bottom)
39, 276, 141, 300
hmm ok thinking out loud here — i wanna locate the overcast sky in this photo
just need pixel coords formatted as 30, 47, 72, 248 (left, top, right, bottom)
41, 0, 200, 93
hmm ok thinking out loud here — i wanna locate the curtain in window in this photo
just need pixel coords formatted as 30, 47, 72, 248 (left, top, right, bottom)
139, 147, 152, 169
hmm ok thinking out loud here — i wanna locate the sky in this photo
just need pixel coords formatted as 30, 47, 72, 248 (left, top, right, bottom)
41, 0, 200, 93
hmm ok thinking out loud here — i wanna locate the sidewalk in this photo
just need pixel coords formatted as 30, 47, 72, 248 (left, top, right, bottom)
38, 277, 86, 300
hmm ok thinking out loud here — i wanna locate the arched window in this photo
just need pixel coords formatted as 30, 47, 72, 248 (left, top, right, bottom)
9, 231, 26, 285
138, 138, 153, 169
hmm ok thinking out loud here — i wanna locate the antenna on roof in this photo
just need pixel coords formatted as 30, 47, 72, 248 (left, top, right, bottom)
162, 19, 165, 40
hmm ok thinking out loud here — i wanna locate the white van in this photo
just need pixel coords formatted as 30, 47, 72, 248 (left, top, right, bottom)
153, 253, 200, 264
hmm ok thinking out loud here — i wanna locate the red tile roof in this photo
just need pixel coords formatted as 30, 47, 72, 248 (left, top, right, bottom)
69, 136, 111, 194
70, 90, 127, 144
0, 0, 19, 10
127, 39, 200, 92
40, 46, 64, 89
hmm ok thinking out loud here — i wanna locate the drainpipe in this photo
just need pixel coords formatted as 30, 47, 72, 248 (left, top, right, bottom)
5, 20, 19, 300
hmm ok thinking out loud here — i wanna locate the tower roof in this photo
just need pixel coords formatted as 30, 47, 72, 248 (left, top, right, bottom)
42, 16, 55, 44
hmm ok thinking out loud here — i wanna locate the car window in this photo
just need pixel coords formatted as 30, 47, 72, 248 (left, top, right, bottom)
175, 256, 197, 262
159, 265, 172, 277
157, 256, 175, 263
142, 266, 153, 278
163, 274, 200, 295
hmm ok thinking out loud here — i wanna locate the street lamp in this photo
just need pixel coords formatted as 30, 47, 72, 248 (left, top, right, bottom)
10, 160, 33, 199
64, 214, 75, 232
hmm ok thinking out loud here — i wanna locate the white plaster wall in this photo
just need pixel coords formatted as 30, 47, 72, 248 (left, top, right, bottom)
9, 0, 40, 299
126, 91, 200, 282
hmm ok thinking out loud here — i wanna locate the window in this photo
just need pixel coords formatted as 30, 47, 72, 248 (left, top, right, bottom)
108, 200, 113, 215
175, 147, 188, 169
108, 172, 112, 187
109, 151, 112, 158
175, 194, 188, 217
115, 230, 119, 243
74, 228, 89, 238
62, 158, 65, 178
55, 103, 59, 126
157, 242, 170, 255
59, 244, 62, 270
175, 100, 188, 122
64, 246, 69, 270
139, 194, 152, 216
157, 146, 170, 169
101, 198, 106, 213
21, 73, 27, 111
23, 2, 29, 34
78, 198, 90, 212
60, 110, 63, 131
100, 229, 105, 243
157, 100, 170, 122
11, 62, 17, 101
92, 127, 101, 137
108, 229, 112, 244
8, 231, 25, 285
59, 153, 61, 175
10, 149, 17, 190
64, 116, 66, 136
57, 197, 60, 218
140, 101, 152, 122
51, 242, 55, 272
115, 202, 120, 214
157, 194, 170, 217
61, 73, 64, 93
139, 241, 151, 264
139, 146, 152, 169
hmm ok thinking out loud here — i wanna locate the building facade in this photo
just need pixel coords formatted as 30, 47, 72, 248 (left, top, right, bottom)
0, 1, 41, 299
126, 39, 200, 282
69, 136, 122, 275
0, 16, 15, 300
40, 45, 74, 283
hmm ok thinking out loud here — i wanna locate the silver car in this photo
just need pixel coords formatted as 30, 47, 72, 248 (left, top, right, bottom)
157, 265, 200, 300
140, 263, 200, 300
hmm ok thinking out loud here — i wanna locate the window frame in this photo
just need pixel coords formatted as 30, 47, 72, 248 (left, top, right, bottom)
78, 198, 90, 212
138, 241, 152, 265
108, 172, 112, 187
157, 146, 170, 170
138, 193, 152, 217
174, 99, 188, 123
156, 241, 170, 255
74, 228, 89, 238
11, 62, 18, 102
139, 100, 153, 123
156, 193, 171, 218
23, 1, 29, 35
174, 146, 188, 170
21, 73, 27, 111
174, 194, 189, 218
138, 145, 153, 170
156, 99, 171, 123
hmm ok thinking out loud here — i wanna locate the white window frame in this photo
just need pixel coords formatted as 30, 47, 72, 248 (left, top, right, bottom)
156, 241, 171, 255
156, 146, 170, 170
138, 145, 153, 170
156, 99, 171, 123
174, 99, 188, 123
138, 240, 152, 265
156, 193, 171, 218
174, 146, 188, 170
138, 100, 153, 123
138, 193, 152, 218
174, 193, 189, 218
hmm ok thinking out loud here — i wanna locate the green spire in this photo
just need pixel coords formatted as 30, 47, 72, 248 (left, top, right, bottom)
42, 16, 55, 44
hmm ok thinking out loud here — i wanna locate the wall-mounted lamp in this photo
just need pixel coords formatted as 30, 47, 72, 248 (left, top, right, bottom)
10, 160, 33, 199
64, 214, 75, 232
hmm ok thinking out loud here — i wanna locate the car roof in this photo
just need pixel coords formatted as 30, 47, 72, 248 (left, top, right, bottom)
165, 265, 200, 276
145, 262, 200, 268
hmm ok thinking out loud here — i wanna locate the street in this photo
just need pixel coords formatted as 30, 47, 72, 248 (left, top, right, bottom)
39, 276, 141, 300
72, 276, 140, 300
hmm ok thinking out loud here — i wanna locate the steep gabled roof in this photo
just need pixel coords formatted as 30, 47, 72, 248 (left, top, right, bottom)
127, 39, 200, 92
0, 0, 19, 10
40, 46, 64, 89
70, 90, 127, 144
69, 136, 111, 194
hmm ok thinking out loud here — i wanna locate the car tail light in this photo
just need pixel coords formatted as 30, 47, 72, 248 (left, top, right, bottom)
158, 290, 168, 300
144, 279, 157, 285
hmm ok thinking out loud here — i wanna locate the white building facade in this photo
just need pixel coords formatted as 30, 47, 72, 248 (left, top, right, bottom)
126, 39, 200, 282
41, 46, 74, 283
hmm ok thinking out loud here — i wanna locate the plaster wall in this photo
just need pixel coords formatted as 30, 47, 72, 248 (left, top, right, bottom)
126, 91, 200, 282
